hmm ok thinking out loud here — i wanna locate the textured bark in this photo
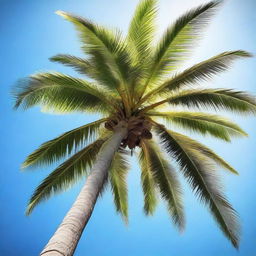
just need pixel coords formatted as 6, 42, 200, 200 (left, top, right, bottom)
40, 123, 128, 256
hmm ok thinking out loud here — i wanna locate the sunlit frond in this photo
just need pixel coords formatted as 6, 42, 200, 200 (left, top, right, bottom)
56, 11, 134, 105
141, 50, 252, 102
26, 137, 108, 215
155, 125, 240, 247
22, 119, 107, 169
142, 140, 184, 229
50, 55, 128, 96
139, 142, 157, 215
169, 89, 256, 113
88, 52, 123, 93
127, 0, 157, 65
147, 111, 247, 141
50, 54, 95, 77
109, 149, 129, 223
13, 72, 117, 114
142, 89, 256, 114
157, 128, 238, 174
139, 1, 220, 95
127, 0, 158, 99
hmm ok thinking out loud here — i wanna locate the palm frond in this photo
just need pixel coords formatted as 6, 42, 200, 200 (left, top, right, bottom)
142, 89, 256, 114
158, 128, 238, 174
169, 89, 256, 113
142, 50, 252, 102
147, 111, 247, 141
88, 51, 123, 93
140, 1, 220, 94
127, 0, 157, 64
109, 149, 129, 223
127, 0, 157, 100
50, 54, 128, 96
138, 142, 157, 215
49, 54, 95, 77
56, 11, 134, 106
13, 72, 117, 114
22, 119, 107, 169
26, 137, 108, 215
155, 125, 240, 248
143, 140, 184, 230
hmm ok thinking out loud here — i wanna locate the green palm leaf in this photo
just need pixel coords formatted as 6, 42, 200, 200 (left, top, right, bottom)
26, 137, 108, 215
139, 141, 157, 215
142, 89, 256, 114
143, 140, 184, 230
141, 50, 252, 102
56, 11, 133, 99
169, 89, 256, 113
50, 54, 95, 77
155, 125, 240, 248
109, 149, 129, 223
127, 0, 157, 64
50, 54, 124, 94
140, 1, 220, 95
22, 119, 107, 169
127, 0, 157, 99
13, 72, 116, 114
147, 111, 247, 141
159, 128, 238, 174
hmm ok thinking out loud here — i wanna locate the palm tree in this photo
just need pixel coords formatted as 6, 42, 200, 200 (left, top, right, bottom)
14, 0, 255, 255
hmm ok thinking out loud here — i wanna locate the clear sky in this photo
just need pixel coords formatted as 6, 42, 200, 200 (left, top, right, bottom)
0, 0, 255, 255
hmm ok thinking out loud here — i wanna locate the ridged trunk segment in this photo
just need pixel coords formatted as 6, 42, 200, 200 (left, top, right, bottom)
40, 123, 128, 256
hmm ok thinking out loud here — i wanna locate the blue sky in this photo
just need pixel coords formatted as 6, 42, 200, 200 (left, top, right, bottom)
0, 0, 255, 255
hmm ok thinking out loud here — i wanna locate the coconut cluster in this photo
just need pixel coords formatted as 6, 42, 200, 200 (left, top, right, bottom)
105, 116, 152, 149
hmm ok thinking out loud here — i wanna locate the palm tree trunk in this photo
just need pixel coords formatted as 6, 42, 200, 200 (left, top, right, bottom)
40, 122, 128, 256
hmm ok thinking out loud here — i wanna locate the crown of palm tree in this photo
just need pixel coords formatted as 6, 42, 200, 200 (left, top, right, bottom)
14, 0, 256, 248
